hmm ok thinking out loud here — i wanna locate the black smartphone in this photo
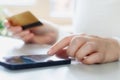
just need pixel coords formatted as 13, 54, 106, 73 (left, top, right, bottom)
0, 55, 71, 70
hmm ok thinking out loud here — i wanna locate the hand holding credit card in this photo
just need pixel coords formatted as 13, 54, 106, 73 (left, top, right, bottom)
8, 11, 43, 30
7, 11, 58, 44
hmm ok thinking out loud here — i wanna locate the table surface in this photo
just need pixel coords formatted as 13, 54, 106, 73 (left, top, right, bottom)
0, 44, 120, 80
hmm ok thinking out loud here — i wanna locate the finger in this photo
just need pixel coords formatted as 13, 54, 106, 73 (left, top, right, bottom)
82, 53, 104, 64
48, 36, 73, 55
67, 36, 87, 57
14, 30, 30, 38
75, 42, 97, 60
22, 33, 34, 42
55, 49, 69, 59
8, 27, 22, 34
30, 26, 50, 35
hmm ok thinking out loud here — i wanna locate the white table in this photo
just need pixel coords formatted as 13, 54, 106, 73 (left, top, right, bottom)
0, 38, 120, 80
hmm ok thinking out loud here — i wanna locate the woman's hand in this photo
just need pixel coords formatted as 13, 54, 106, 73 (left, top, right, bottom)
48, 34, 120, 64
7, 20, 58, 44
7, 23, 34, 43
29, 20, 58, 44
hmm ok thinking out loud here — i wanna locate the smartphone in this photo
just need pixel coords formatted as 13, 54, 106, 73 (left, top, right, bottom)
0, 55, 71, 70
8, 11, 43, 30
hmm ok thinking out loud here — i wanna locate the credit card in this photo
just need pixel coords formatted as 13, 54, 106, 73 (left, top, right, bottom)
8, 11, 43, 30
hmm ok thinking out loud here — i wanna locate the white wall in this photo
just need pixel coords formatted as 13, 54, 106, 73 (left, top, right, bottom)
73, 0, 120, 37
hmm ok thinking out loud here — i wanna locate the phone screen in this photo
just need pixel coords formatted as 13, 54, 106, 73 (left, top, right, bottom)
1, 55, 69, 64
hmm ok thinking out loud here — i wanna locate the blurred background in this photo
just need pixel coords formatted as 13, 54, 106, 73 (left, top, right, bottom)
0, 0, 74, 31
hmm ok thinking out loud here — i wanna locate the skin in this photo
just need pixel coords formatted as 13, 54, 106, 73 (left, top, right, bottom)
6, 20, 120, 64
48, 34, 120, 64
6, 20, 58, 45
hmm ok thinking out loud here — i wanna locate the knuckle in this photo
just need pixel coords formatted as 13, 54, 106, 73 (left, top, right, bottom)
72, 36, 85, 43
86, 42, 97, 49
64, 36, 72, 41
